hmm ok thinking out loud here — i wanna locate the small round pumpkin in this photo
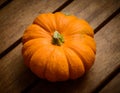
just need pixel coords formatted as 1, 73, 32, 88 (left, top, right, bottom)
22, 12, 96, 82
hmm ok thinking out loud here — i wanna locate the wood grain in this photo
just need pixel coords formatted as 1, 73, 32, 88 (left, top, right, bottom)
0, 44, 39, 93
0, 0, 67, 54
27, 13, 120, 93
100, 73, 120, 93
0, 0, 120, 55
62, 0, 120, 29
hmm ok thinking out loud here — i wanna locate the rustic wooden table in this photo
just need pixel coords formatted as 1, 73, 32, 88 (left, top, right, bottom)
0, 0, 120, 93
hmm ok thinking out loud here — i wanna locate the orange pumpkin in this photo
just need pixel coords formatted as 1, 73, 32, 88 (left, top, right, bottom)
22, 12, 96, 82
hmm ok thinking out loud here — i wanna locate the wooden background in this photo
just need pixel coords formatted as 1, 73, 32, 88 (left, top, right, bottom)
0, 0, 120, 93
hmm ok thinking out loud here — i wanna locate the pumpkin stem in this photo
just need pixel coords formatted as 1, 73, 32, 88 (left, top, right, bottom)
52, 31, 64, 46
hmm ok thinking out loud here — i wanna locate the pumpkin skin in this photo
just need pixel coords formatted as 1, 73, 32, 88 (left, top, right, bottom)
22, 12, 96, 82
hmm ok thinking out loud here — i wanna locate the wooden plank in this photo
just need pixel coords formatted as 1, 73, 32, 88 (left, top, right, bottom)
62, 0, 120, 29
0, 0, 120, 55
0, 0, 67, 54
1, 0, 119, 52
0, 44, 39, 93
100, 73, 120, 93
27, 13, 120, 93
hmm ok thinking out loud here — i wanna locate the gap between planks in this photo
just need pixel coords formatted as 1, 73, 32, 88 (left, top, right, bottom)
93, 66, 120, 93
94, 7, 120, 34
100, 73, 120, 93
0, 0, 13, 9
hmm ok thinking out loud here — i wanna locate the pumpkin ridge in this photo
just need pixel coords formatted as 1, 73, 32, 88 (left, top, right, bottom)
63, 54, 71, 79
62, 47, 70, 79
43, 46, 56, 80
33, 13, 56, 34
23, 37, 50, 44
30, 45, 54, 79
61, 19, 94, 37
68, 47, 87, 72
44, 46, 69, 82
69, 45, 95, 71
29, 48, 45, 78
22, 26, 52, 44
54, 12, 77, 33
22, 39, 45, 67
74, 34, 96, 54
63, 47, 85, 79
32, 23, 52, 36
33, 22, 51, 34
83, 35, 96, 53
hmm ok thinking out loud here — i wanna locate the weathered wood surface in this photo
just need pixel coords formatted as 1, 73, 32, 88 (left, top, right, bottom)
100, 73, 120, 93
62, 0, 120, 29
0, 0, 120, 54
0, 0, 120, 93
0, 44, 38, 93
0, 0, 67, 54
26, 13, 120, 93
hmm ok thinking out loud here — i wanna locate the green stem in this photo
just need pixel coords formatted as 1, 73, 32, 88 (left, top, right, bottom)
52, 31, 64, 46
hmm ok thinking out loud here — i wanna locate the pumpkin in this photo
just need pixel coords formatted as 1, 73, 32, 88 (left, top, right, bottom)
22, 12, 96, 82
